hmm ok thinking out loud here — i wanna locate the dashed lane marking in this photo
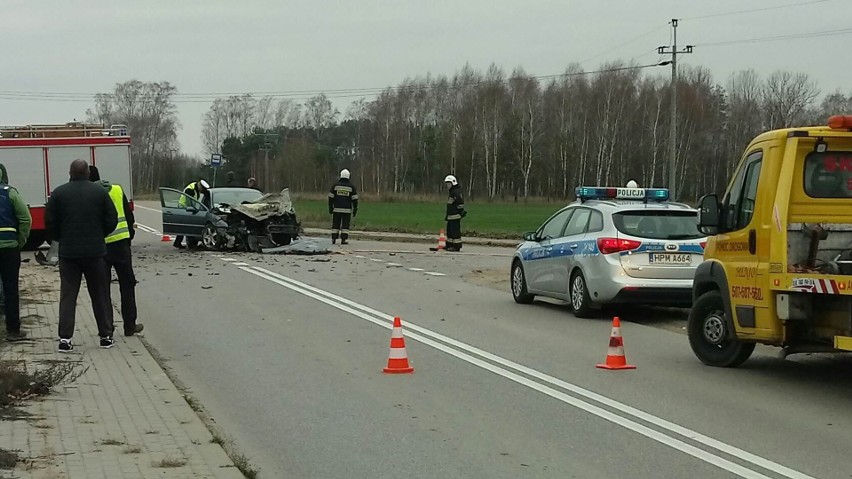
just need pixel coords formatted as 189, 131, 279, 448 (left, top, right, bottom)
425, 272, 446, 276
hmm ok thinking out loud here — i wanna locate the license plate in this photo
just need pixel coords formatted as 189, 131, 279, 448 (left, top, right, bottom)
649, 253, 691, 265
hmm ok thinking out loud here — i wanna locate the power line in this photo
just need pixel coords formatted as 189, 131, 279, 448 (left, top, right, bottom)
697, 26, 852, 47
0, 62, 669, 104
682, 0, 832, 20
579, 24, 668, 65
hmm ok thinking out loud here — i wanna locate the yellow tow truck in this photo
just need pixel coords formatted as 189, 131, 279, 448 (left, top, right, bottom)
689, 115, 852, 367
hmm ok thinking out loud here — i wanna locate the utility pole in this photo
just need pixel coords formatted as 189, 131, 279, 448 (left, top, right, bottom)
256, 132, 279, 191
658, 19, 693, 201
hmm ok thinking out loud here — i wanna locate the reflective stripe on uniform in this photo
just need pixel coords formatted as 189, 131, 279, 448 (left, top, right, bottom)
446, 214, 462, 220
333, 208, 352, 213
446, 238, 462, 244
328, 192, 335, 198
0, 227, 15, 232
106, 185, 131, 244
351, 194, 359, 200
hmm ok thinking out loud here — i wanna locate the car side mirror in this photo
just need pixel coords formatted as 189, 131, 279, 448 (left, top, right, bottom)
697, 194, 720, 236
523, 231, 538, 242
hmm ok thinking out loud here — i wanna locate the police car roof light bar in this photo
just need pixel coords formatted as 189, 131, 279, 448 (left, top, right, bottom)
575, 186, 670, 203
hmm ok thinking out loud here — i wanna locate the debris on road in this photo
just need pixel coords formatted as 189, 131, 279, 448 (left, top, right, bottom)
261, 236, 334, 255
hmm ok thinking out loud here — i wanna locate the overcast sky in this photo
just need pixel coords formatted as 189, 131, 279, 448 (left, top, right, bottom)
2, 0, 849, 157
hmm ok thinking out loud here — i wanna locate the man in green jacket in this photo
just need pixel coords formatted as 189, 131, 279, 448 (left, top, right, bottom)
0, 164, 32, 341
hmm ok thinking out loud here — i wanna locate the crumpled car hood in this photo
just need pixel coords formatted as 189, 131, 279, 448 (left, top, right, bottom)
229, 188, 296, 220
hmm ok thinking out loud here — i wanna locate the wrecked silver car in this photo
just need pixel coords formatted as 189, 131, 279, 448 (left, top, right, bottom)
159, 187, 301, 252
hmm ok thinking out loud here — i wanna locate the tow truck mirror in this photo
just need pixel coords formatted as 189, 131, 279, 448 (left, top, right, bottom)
697, 194, 720, 236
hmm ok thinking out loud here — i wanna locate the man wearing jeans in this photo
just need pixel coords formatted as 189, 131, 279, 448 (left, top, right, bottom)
89, 166, 143, 337
0, 164, 31, 342
45, 159, 117, 352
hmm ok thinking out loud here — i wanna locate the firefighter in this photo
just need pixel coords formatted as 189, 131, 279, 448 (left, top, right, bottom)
444, 175, 466, 251
174, 179, 210, 249
89, 166, 143, 337
328, 169, 358, 245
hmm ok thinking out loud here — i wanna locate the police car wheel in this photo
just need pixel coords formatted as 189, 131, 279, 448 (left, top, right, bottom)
570, 271, 593, 318
687, 290, 755, 368
511, 261, 534, 304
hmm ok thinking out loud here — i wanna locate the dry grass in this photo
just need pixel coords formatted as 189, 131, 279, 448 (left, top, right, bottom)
99, 439, 125, 446
0, 448, 18, 469
153, 457, 187, 468
0, 360, 87, 408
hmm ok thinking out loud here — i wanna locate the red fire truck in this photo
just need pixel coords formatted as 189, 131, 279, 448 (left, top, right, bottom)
0, 122, 133, 249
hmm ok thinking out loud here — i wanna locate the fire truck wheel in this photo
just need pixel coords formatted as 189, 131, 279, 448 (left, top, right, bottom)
688, 290, 755, 367
22, 232, 46, 251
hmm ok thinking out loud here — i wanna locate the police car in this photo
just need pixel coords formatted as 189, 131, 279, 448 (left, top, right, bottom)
511, 186, 705, 317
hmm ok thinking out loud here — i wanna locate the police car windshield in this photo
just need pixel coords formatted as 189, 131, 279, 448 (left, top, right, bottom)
211, 188, 263, 206
613, 210, 701, 240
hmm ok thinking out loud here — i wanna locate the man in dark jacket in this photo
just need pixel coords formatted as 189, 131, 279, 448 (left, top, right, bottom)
45, 159, 118, 352
0, 164, 31, 341
90, 166, 143, 337
443, 174, 466, 251
328, 169, 358, 245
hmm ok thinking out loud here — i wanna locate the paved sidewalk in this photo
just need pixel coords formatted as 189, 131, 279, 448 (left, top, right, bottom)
0, 262, 243, 479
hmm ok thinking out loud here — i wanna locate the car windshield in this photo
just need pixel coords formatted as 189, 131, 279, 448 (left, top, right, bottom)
211, 189, 263, 206
613, 210, 701, 240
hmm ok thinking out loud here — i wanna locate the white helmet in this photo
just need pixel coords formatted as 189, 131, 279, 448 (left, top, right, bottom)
444, 175, 458, 186
340, 169, 350, 179
199, 180, 210, 189
626, 179, 638, 188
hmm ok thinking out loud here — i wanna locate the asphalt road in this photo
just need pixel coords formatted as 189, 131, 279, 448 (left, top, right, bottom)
125, 201, 852, 479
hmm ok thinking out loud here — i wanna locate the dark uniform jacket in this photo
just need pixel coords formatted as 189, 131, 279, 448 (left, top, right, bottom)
445, 185, 466, 221
45, 179, 118, 259
328, 179, 359, 215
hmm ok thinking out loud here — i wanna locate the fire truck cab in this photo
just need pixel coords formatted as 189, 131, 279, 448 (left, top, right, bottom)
0, 122, 133, 249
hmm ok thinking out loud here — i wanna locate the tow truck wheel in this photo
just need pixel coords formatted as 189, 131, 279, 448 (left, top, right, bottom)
688, 290, 755, 367
201, 224, 220, 250
511, 260, 534, 304
569, 270, 594, 318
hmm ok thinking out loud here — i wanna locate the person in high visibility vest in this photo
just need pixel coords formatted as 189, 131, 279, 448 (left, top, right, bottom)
174, 179, 210, 249
0, 163, 31, 342
90, 166, 143, 337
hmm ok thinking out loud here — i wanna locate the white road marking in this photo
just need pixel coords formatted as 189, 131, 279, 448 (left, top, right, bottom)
369, 258, 385, 263
232, 262, 249, 266
353, 255, 366, 259
136, 224, 162, 235
134, 204, 162, 213
425, 272, 446, 276
220, 258, 236, 262
408, 268, 425, 272
234, 264, 814, 479
386, 263, 402, 267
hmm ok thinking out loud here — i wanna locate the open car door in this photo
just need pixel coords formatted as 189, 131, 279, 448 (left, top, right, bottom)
159, 187, 208, 237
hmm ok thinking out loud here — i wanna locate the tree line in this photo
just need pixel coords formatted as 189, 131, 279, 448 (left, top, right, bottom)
91, 62, 850, 201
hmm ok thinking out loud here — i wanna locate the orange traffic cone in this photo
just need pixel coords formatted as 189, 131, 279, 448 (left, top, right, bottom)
161, 234, 171, 242
437, 229, 446, 250
596, 317, 636, 370
383, 317, 414, 374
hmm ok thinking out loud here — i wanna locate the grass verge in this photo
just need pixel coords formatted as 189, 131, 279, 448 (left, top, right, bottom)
293, 197, 562, 238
